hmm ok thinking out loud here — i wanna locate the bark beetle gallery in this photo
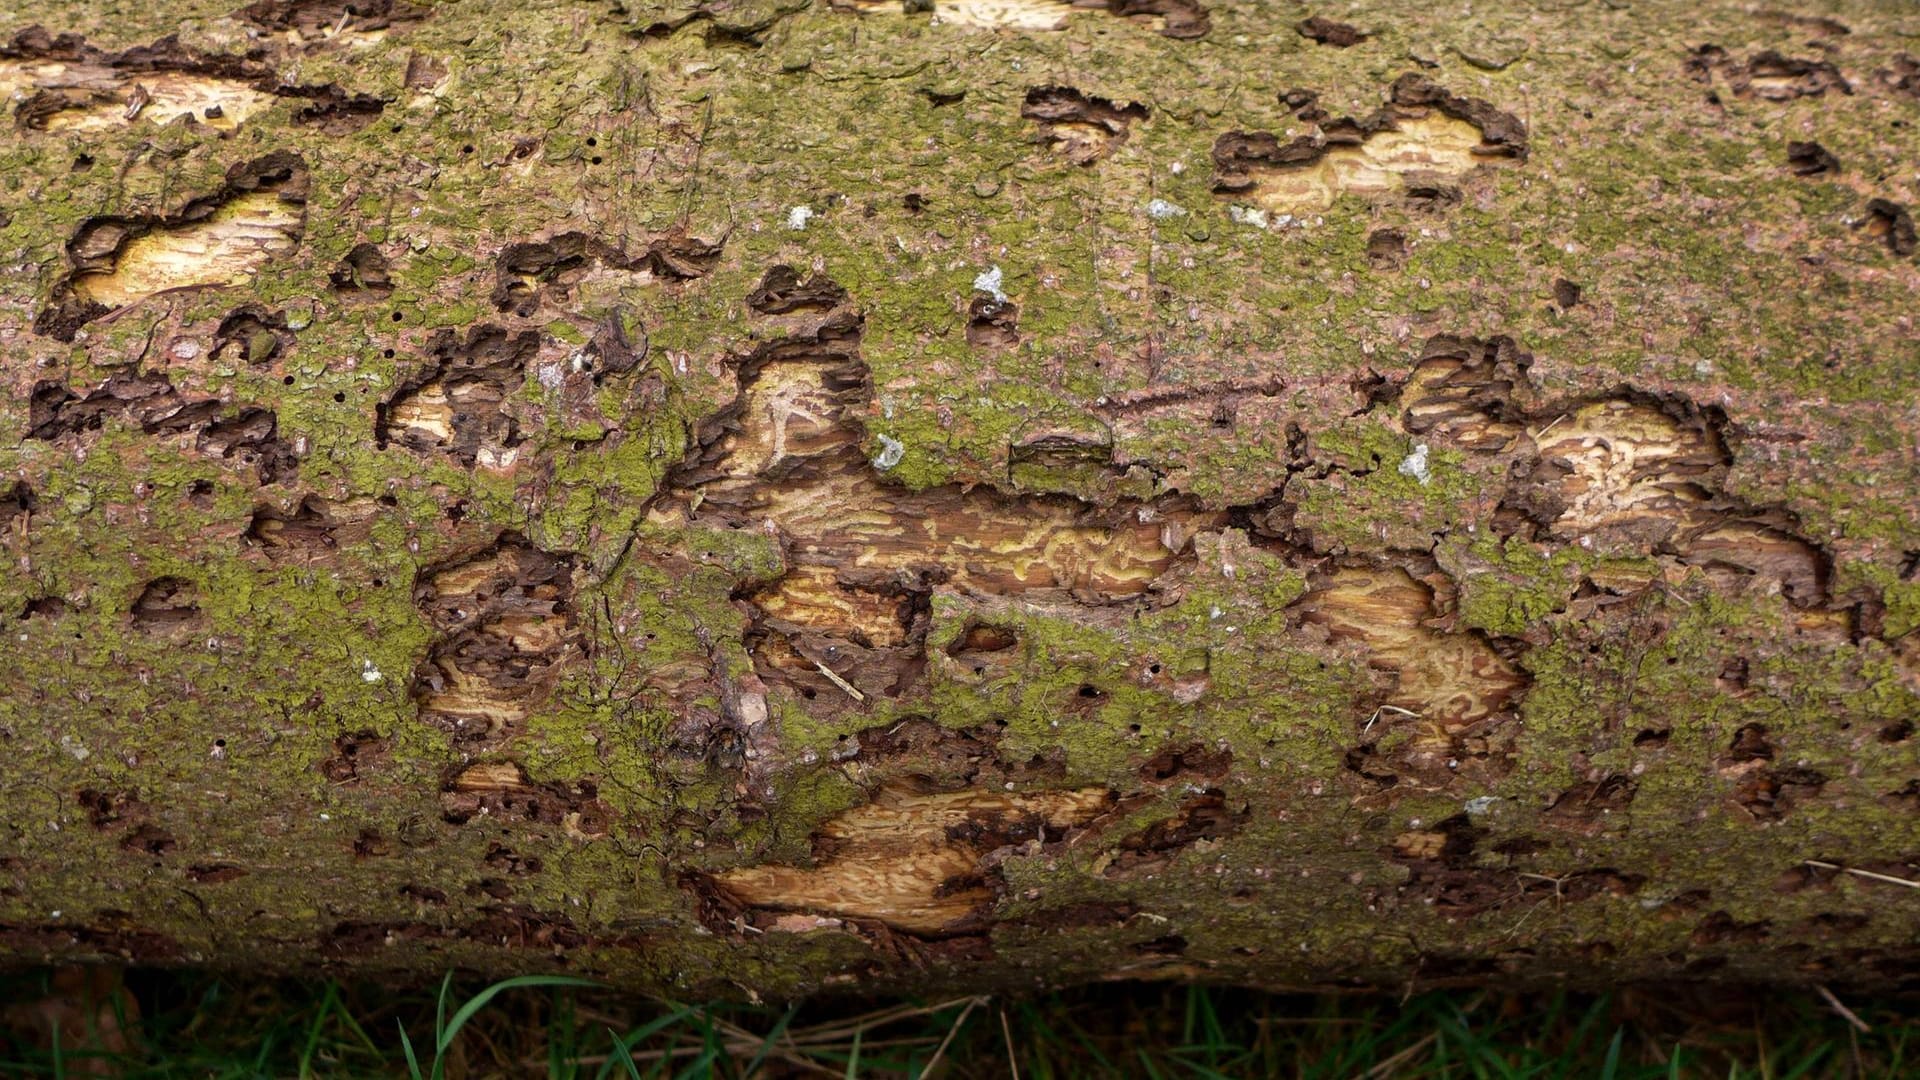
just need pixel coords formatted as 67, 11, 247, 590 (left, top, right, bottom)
0, 0, 1916, 996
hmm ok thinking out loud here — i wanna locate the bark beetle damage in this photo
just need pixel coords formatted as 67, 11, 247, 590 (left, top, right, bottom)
1097, 788, 1247, 878
323, 904, 635, 957
411, 534, 584, 749
1686, 46, 1853, 101
438, 761, 612, 839
699, 721, 1235, 937
1295, 16, 1368, 48
329, 242, 394, 295
1, 481, 33, 525
1212, 75, 1527, 217
1386, 814, 1644, 917
236, 0, 429, 41
211, 305, 294, 366
1393, 336, 1830, 607
630, 0, 814, 47
1786, 140, 1839, 177
1863, 198, 1917, 257
1020, 86, 1148, 165
130, 576, 203, 633
0, 32, 276, 133
492, 230, 722, 318
318, 729, 389, 784
25, 371, 297, 484
1299, 568, 1526, 792
1882, 53, 1920, 99
712, 785, 1115, 935
0, 28, 385, 136
0, 922, 183, 963
245, 493, 376, 556
653, 302, 1215, 712
376, 326, 537, 469
834, 0, 1208, 40
34, 152, 308, 342
745, 265, 847, 315
76, 788, 146, 830
1541, 774, 1637, 834
966, 293, 1020, 349
1716, 723, 1829, 822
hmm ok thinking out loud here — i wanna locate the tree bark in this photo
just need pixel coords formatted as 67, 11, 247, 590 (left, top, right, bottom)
2, 0, 1918, 997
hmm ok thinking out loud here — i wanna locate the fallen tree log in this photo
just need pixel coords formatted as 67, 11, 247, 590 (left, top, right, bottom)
1, 0, 1917, 997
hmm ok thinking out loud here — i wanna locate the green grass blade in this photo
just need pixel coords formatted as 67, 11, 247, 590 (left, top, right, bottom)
398, 1019, 423, 1080
594, 1004, 701, 1080
844, 1029, 861, 1080
605, 1028, 643, 1080
742, 1004, 797, 1078
1599, 1028, 1624, 1080
437, 975, 604, 1055
298, 980, 340, 1080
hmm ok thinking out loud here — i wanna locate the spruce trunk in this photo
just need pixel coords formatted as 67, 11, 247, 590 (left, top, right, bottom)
2, 0, 1918, 996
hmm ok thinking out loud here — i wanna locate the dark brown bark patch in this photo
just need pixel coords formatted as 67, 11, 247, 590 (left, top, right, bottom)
376, 325, 537, 467
438, 761, 612, 838
235, 0, 429, 37
1786, 140, 1839, 176
212, 305, 293, 366
130, 577, 203, 633
1102, 789, 1246, 878
491, 230, 721, 317
246, 494, 373, 556
185, 863, 248, 883
319, 729, 388, 783
76, 789, 145, 830
1688, 46, 1852, 100
1295, 16, 1368, 47
966, 294, 1020, 349
0, 481, 33, 524
329, 242, 392, 294
746, 265, 847, 315
1366, 228, 1407, 269
1021, 85, 1148, 165
1864, 198, 1917, 257
411, 534, 582, 747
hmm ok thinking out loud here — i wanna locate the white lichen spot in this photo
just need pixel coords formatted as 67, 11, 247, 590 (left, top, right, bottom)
1169, 160, 1186, 175
871, 433, 905, 471
1464, 796, 1499, 816
1146, 198, 1187, 220
972, 264, 1007, 302
1397, 442, 1431, 485
785, 205, 813, 230
360, 659, 383, 683
59, 734, 90, 762
1228, 204, 1271, 229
